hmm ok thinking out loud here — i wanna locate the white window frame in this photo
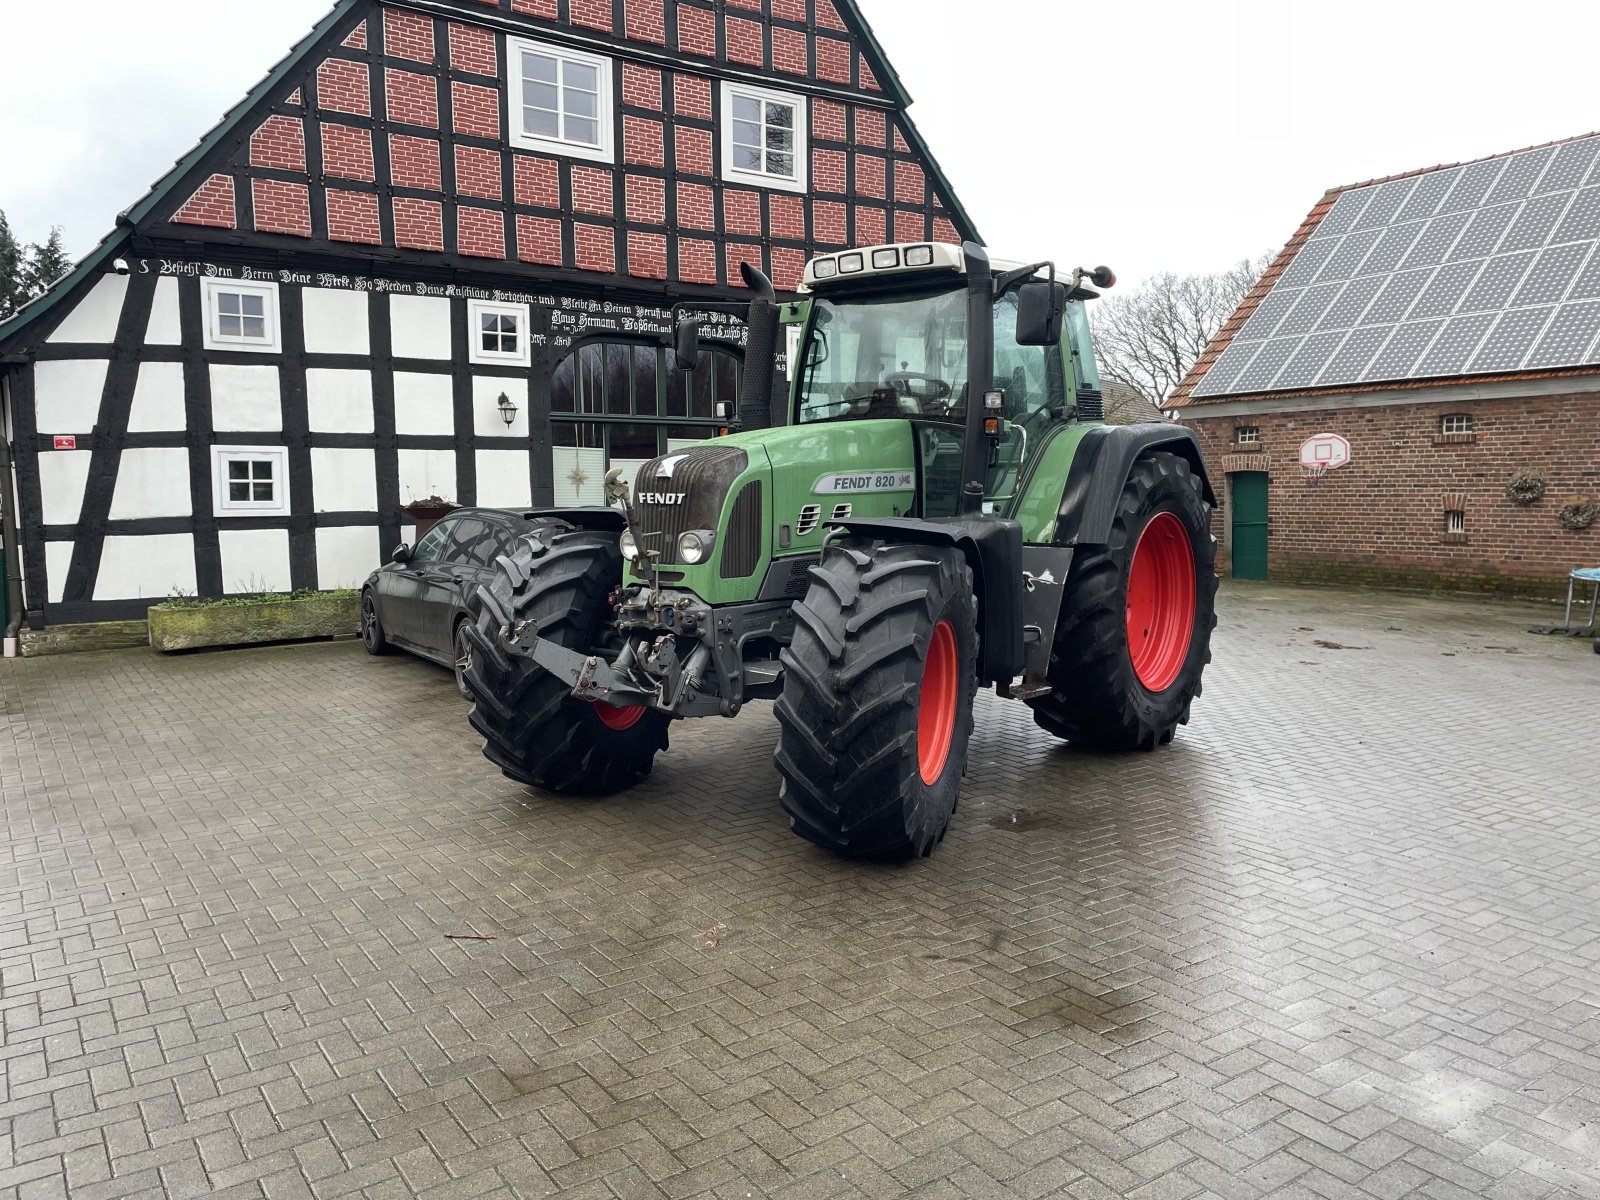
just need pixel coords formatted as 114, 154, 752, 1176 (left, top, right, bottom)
467, 299, 532, 367
1441, 413, 1473, 435
201, 278, 282, 354
507, 36, 614, 163
212, 445, 290, 517
720, 82, 808, 193
1235, 426, 1260, 444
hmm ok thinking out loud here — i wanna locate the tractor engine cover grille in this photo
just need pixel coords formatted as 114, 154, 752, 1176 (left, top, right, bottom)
719, 481, 763, 578
633, 446, 748, 566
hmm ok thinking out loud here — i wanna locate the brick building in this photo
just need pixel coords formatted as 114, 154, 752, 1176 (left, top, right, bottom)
0, 0, 976, 629
1167, 134, 1600, 593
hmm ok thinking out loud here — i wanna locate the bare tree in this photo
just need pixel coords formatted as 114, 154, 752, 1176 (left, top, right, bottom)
1090, 253, 1273, 406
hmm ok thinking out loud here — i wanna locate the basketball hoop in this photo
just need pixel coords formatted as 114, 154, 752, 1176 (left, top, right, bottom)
1298, 433, 1350, 486
1302, 462, 1328, 487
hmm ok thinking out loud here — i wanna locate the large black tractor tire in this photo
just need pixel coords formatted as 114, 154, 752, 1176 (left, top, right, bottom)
462, 519, 669, 793
1028, 452, 1218, 751
775, 540, 978, 861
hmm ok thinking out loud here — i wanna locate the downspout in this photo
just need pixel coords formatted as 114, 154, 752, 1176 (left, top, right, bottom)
1, 370, 23, 656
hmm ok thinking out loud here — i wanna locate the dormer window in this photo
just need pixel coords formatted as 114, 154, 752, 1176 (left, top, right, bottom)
508, 37, 613, 163
720, 83, 807, 192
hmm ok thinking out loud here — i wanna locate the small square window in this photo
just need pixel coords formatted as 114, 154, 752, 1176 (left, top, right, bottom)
1236, 426, 1260, 444
507, 37, 614, 163
213, 446, 289, 516
468, 300, 531, 367
202, 278, 281, 353
720, 83, 808, 192
1445, 509, 1466, 535
1441, 413, 1474, 435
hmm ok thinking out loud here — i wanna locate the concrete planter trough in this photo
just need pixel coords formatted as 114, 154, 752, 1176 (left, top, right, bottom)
148, 594, 359, 652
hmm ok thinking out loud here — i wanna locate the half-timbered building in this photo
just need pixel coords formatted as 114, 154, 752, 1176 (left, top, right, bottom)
0, 0, 977, 635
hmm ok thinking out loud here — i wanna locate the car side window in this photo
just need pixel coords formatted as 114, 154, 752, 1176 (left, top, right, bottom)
445, 518, 500, 567
412, 519, 456, 562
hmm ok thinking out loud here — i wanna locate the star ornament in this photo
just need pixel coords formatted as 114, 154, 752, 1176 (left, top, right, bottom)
568, 465, 588, 491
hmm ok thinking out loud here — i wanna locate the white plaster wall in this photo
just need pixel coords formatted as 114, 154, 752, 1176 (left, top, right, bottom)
316, 526, 380, 589
398, 449, 456, 505
310, 448, 378, 511
303, 288, 370, 355
471, 376, 530, 438
109, 448, 192, 519
210, 365, 283, 431
390, 295, 452, 360
38, 450, 92, 525
95, 533, 196, 601
34, 359, 108, 433
393, 372, 455, 435
475, 450, 533, 508
127, 362, 188, 432
219, 528, 292, 593
46, 275, 128, 343
45, 541, 74, 604
306, 369, 374, 433
145, 277, 183, 345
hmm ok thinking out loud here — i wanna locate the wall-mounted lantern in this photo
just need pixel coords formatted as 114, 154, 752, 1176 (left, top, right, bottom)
497, 391, 518, 428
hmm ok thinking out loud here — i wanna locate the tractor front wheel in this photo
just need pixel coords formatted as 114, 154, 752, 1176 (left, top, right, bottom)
1028, 452, 1217, 750
775, 540, 978, 860
462, 520, 669, 793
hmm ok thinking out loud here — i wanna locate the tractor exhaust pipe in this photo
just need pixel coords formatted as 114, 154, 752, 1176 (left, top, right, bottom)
737, 262, 778, 432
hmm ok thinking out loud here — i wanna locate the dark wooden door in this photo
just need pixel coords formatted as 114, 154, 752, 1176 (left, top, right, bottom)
1231, 472, 1269, 581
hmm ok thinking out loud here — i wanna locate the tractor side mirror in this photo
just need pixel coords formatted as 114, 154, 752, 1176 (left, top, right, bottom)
391, 543, 411, 564
674, 319, 700, 371
1015, 280, 1066, 346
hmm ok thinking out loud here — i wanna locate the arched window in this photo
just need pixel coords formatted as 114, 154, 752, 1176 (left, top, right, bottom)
549, 341, 743, 505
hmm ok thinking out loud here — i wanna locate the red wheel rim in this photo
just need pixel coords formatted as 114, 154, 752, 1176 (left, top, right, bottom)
918, 620, 958, 785
593, 700, 646, 731
1125, 511, 1197, 692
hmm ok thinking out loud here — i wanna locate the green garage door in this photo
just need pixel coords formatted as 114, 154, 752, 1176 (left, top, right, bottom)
1231, 472, 1269, 581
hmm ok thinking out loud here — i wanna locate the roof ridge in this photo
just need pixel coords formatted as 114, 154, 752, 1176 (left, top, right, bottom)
1323, 127, 1600, 197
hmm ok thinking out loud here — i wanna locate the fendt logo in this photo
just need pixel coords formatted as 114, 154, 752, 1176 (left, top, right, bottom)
638, 491, 688, 505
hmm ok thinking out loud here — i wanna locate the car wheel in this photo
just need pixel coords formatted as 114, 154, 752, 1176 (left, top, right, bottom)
453, 620, 474, 700
361, 591, 390, 655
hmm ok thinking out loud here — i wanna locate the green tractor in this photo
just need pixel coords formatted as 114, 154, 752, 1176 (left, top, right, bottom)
463, 242, 1217, 859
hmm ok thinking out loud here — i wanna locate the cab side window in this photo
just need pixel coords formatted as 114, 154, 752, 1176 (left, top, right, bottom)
411, 519, 457, 562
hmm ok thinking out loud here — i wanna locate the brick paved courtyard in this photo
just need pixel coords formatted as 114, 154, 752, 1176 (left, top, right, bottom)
2, 582, 1598, 1200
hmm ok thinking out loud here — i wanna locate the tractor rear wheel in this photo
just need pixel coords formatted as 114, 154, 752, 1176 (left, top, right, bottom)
462, 519, 669, 793
775, 540, 978, 860
1028, 452, 1217, 751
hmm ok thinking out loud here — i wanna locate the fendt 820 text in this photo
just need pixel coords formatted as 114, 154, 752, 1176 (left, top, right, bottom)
461, 242, 1218, 859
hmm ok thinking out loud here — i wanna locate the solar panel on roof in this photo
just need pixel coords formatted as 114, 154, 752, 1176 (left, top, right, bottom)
1190, 134, 1600, 399
1525, 300, 1600, 366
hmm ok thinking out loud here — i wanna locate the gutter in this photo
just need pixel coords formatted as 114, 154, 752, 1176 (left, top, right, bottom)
1, 375, 23, 656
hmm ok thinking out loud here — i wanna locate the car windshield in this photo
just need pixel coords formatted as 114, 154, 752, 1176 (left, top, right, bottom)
796, 288, 969, 425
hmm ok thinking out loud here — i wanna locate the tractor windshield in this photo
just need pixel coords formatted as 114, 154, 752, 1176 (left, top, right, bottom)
796, 288, 970, 425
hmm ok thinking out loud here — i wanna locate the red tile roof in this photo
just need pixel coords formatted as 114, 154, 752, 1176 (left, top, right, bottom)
1166, 129, 1600, 410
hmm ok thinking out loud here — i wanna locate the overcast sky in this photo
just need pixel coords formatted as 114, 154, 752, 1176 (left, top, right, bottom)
3, 1, 1597, 288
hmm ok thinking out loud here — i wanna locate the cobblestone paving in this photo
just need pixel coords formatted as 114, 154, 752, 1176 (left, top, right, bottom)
2, 583, 1598, 1200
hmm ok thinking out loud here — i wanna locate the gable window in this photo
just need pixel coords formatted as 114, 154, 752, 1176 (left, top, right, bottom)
720, 83, 807, 192
468, 300, 531, 367
212, 446, 289, 516
1236, 426, 1260, 444
508, 37, 613, 162
1441, 413, 1473, 435
202, 278, 281, 353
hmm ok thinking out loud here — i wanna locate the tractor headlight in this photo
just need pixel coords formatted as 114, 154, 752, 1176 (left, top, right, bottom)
677, 530, 714, 564
619, 529, 639, 560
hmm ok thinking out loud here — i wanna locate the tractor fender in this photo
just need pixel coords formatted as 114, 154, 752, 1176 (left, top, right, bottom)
518, 506, 626, 534
830, 515, 1024, 686
1053, 424, 1215, 547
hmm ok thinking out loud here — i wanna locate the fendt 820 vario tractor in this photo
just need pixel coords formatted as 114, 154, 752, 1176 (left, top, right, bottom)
463, 242, 1217, 859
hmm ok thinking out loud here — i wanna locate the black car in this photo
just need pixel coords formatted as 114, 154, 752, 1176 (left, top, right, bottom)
360, 507, 534, 696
